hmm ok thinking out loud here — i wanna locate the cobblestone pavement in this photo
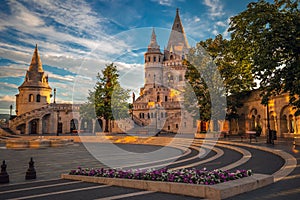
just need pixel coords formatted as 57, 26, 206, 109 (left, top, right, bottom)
0, 135, 299, 199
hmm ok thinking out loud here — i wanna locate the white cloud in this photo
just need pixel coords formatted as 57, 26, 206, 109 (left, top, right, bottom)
151, 0, 173, 6
0, 95, 15, 102
203, 0, 224, 18
212, 30, 218, 35
215, 21, 227, 27
0, 82, 18, 89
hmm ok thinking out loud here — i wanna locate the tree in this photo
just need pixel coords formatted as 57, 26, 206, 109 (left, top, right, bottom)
184, 43, 227, 131
80, 63, 130, 132
228, 0, 300, 114
199, 35, 255, 118
184, 35, 255, 129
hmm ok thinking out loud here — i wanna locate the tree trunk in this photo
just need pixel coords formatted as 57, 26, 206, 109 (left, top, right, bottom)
105, 118, 109, 132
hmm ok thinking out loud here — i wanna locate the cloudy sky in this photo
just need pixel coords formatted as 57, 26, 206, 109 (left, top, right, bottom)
0, 0, 266, 114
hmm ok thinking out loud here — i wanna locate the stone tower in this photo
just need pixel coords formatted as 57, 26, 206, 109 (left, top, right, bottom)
16, 45, 52, 116
143, 28, 163, 93
163, 8, 189, 91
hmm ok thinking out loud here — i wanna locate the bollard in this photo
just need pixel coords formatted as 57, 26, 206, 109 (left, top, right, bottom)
0, 160, 9, 183
25, 157, 36, 180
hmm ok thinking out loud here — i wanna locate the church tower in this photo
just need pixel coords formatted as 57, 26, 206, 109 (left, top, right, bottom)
163, 8, 189, 90
164, 8, 189, 61
16, 45, 52, 116
143, 28, 163, 92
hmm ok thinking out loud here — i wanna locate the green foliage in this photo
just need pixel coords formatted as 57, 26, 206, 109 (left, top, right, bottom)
80, 63, 130, 132
184, 42, 227, 125
229, 0, 300, 115
184, 34, 255, 124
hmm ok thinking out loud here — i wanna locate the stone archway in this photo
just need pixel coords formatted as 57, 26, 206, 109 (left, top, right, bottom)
16, 123, 25, 134
29, 119, 39, 134
94, 119, 103, 132
70, 119, 79, 133
80, 119, 93, 133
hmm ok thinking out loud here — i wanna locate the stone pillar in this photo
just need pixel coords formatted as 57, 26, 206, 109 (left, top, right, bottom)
25, 122, 29, 135
38, 119, 43, 134
78, 119, 82, 133
92, 119, 96, 134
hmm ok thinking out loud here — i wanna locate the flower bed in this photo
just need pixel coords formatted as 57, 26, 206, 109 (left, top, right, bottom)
69, 167, 252, 185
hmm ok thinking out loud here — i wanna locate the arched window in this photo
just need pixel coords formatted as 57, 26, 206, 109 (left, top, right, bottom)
157, 92, 160, 102
170, 55, 173, 60
148, 56, 150, 62
29, 94, 34, 102
158, 56, 161, 62
179, 75, 183, 81
153, 56, 156, 62
36, 94, 41, 102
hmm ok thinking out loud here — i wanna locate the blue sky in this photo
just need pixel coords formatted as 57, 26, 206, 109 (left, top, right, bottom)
0, 0, 267, 114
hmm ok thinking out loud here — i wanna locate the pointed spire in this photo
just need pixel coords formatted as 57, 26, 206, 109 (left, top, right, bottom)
29, 44, 43, 72
19, 44, 51, 90
150, 28, 158, 47
147, 28, 160, 52
166, 9, 189, 54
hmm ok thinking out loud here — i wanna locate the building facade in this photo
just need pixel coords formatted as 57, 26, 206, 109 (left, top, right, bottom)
6, 9, 300, 138
131, 9, 195, 134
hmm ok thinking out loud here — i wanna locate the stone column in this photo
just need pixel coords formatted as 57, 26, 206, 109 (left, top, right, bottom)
25, 121, 30, 135
92, 119, 96, 134
78, 119, 82, 133
38, 119, 43, 134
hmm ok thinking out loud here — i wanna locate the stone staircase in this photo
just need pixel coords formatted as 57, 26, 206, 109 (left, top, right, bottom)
9, 104, 53, 134
0, 125, 19, 143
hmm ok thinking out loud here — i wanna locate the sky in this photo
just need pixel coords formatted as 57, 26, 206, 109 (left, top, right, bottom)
0, 0, 267, 114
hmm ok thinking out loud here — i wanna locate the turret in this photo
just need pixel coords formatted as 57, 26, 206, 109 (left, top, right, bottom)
15, 45, 52, 115
164, 8, 189, 61
144, 28, 163, 91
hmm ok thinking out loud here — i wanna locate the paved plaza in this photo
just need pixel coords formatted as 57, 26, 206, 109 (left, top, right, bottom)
0, 135, 299, 199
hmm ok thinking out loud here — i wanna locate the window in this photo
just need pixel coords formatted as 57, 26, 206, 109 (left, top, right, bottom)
29, 94, 34, 102
159, 57, 161, 62
154, 56, 156, 62
176, 124, 178, 129
179, 75, 183, 81
36, 94, 41, 102
148, 56, 150, 62
165, 96, 168, 102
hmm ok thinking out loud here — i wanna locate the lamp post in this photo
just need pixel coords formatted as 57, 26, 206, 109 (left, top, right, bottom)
266, 99, 272, 144
56, 110, 60, 136
53, 88, 56, 104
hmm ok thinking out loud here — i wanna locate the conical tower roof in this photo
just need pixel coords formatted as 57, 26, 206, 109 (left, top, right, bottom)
29, 44, 43, 72
19, 45, 51, 89
166, 8, 189, 54
147, 28, 161, 53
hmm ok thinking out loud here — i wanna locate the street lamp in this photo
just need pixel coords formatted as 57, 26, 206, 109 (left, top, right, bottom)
266, 98, 273, 144
53, 88, 56, 104
56, 110, 60, 136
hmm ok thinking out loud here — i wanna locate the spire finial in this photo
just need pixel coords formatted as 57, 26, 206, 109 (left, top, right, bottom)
29, 44, 43, 72
176, 8, 179, 14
